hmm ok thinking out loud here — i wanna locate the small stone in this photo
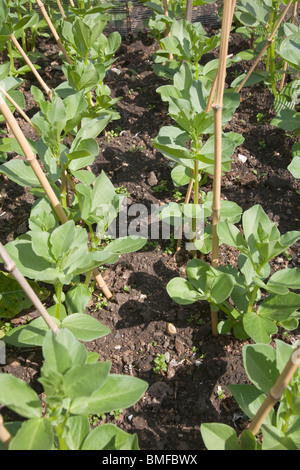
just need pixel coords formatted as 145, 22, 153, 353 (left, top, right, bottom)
147, 171, 158, 187
166, 322, 177, 335
238, 154, 248, 163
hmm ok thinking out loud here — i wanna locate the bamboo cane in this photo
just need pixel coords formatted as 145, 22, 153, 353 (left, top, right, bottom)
185, 0, 193, 22
0, 241, 60, 334
0, 97, 112, 299
69, 0, 75, 7
0, 415, 11, 448
0, 86, 38, 133
236, 0, 294, 94
210, 0, 236, 336
248, 341, 300, 436
162, 0, 173, 60
55, 0, 67, 20
278, 1, 298, 92
10, 33, 52, 100
35, 0, 73, 65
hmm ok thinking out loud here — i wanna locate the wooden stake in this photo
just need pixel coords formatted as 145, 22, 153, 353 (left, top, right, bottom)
36, 0, 73, 64
55, 0, 67, 20
185, 0, 193, 22
210, 0, 236, 336
0, 85, 38, 133
10, 33, 52, 100
0, 415, 11, 448
236, 0, 294, 94
248, 342, 300, 436
0, 242, 59, 334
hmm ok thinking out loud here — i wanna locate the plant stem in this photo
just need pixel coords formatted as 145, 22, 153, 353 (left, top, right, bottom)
54, 284, 63, 320
192, 159, 199, 258
7, 40, 17, 76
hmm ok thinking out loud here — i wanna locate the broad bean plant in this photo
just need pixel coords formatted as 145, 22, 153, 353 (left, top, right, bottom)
167, 204, 300, 343
0, 328, 148, 450
201, 340, 300, 450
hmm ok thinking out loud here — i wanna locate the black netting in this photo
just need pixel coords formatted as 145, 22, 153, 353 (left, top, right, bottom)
40, 1, 221, 37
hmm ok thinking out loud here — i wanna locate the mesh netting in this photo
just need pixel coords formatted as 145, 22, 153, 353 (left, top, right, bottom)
41, 1, 221, 37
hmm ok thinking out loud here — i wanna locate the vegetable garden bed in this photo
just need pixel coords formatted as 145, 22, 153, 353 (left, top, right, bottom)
0, 0, 299, 451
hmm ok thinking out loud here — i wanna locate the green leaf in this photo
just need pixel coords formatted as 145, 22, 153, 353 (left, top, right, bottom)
243, 343, 279, 395
278, 32, 300, 69
288, 156, 300, 179
65, 416, 90, 450
243, 311, 278, 344
228, 384, 274, 424
217, 220, 248, 252
107, 236, 147, 255
61, 314, 110, 341
70, 375, 148, 416
0, 271, 49, 319
42, 329, 87, 375
9, 418, 54, 450
0, 374, 41, 419
210, 272, 235, 304
3, 316, 60, 348
258, 292, 300, 322
81, 423, 139, 450
64, 361, 111, 399
166, 277, 203, 305
268, 268, 300, 292
49, 220, 76, 261
261, 424, 298, 450
65, 284, 91, 315
200, 423, 240, 450
4, 238, 53, 282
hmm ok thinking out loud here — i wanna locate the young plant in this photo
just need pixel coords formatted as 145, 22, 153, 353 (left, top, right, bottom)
167, 204, 300, 343
0, 328, 148, 450
201, 339, 300, 450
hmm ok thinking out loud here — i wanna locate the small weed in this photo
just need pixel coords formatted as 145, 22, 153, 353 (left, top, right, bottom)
172, 189, 184, 201
217, 386, 226, 400
129, 144, 144, 154
115, 186, 130, 197
256, 112, 267, 124
153, 180, 168, 194
164, 234, 177, 255
258, 140, 267, 150
94, 292, 108, 310
123, 285, 130, 293
153, 353, 167, 375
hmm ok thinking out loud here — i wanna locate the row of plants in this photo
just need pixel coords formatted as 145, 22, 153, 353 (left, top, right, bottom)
0, 0, 299, 450
143, 0, 300, 449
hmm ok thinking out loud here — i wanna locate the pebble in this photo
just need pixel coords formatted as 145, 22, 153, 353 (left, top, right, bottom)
147, 171, 158, 187
238, 154, 248, 163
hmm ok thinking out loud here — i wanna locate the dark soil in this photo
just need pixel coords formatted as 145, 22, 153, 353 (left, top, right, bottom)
0, 27, 299, 451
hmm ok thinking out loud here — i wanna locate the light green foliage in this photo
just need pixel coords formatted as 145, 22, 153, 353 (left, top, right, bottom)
200, 340, 300, 450
167, 205, 300, 343
0, 328, 147, 450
